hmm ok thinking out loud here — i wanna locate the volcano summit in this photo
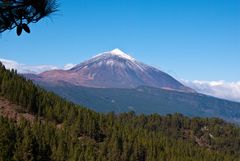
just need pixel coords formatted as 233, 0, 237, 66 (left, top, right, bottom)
33, 49, 194, 92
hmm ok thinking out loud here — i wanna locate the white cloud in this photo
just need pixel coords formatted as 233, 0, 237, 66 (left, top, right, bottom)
182, 80, 240, 102
63, 63, 76, 70
0, 58, 76, 74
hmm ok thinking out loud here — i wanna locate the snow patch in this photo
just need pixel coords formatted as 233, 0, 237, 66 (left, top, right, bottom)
109, 48, 135, 61
106, 60, 115, 66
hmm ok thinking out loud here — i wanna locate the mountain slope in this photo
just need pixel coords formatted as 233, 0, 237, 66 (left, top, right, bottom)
1, 64, 240, 161
29, 49, 193, 92
38, 81, 240, 123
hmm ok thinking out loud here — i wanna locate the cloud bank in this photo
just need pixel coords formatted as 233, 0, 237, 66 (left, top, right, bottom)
0, 58, 76, 74
182, 80, 240, 103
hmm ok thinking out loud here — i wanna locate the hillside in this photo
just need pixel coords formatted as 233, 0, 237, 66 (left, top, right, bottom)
0, 97, 36, 121
1, 63, 240, 161
36, 81, 240, 123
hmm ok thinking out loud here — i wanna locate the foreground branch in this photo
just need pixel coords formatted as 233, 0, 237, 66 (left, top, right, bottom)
0, 0, 58, 35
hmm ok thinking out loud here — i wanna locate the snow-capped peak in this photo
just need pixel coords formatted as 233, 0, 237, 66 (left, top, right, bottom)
109, 48, 135, 61
92, 49, 135, 61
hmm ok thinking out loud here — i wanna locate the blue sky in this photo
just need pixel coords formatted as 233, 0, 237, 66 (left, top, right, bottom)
0, 0, 239, 81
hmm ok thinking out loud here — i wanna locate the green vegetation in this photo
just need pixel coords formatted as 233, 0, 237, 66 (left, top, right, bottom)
0, 62, 240, 161
38, 80, 240, 123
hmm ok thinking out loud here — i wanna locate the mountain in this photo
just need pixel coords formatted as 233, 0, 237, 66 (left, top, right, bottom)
23, 49, 240, 123
28, 49, 194, 92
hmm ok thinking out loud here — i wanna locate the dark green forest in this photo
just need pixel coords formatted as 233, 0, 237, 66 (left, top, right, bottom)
0, 62, 240, 161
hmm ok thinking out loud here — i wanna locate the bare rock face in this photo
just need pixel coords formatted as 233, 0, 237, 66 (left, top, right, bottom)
32, 49, 194, 92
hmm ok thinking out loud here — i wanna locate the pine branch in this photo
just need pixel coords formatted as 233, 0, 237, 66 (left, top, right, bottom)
0, 0, 58, 35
